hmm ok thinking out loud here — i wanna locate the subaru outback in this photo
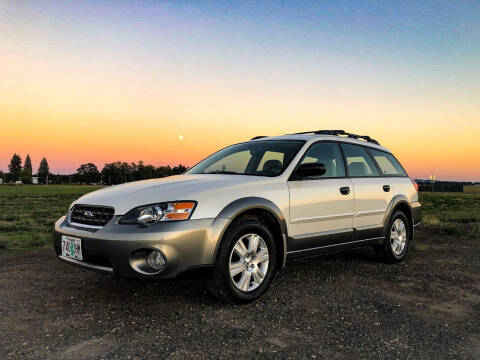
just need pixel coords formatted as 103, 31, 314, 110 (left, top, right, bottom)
54, 130, 421, 303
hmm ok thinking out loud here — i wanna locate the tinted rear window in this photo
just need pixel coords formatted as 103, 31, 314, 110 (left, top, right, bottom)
369, 149, 407, 176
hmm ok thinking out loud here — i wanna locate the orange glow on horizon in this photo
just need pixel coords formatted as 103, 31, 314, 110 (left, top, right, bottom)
1, 105, 479, 181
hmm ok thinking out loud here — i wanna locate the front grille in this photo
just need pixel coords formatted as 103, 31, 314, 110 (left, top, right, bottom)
69, 205, 114, 228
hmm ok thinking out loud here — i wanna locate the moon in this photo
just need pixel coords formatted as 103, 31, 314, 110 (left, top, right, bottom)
178, 134, 184, 141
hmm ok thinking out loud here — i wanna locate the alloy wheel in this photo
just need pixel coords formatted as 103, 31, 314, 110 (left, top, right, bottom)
390, 218, 407, 255
229, 233, 269, 292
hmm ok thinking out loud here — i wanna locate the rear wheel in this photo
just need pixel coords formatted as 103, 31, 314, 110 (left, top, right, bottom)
375, 210, 410, 263
208, 220, 277, 304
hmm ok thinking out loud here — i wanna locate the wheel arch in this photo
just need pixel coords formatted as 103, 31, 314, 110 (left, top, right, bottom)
212, 197, 288, 270
382, 195, 414, 240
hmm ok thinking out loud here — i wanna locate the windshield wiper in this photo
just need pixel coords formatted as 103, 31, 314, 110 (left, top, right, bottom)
206, 170, 241, 175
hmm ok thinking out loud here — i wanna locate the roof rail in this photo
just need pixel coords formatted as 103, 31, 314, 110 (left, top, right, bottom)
291, 130, 380, 145
250, 136, 268, 140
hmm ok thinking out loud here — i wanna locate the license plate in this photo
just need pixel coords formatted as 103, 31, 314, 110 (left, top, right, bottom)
61, 235, 83, 261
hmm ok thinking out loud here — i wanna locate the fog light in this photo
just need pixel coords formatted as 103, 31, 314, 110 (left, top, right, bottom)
146, 251, 166, 271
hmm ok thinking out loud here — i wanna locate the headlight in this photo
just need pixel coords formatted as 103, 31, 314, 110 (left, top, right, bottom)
119, 201, 196, 226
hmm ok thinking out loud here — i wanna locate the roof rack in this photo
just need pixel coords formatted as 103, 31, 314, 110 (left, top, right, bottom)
291, 130, 380, 145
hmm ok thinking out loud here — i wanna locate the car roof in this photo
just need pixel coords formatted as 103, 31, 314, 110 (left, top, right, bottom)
249, 134, 392, 152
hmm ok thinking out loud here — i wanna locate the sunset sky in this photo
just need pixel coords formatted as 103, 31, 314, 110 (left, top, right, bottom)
1, 0, 479, 181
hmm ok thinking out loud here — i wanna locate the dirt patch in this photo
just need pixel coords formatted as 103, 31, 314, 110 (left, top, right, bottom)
381, 289, 474, 321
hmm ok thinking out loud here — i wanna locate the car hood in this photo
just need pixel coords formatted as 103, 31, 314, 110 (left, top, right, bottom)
71, 174, 268, 215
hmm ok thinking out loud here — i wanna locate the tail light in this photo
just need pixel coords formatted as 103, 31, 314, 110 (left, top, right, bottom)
410, 178, 418, 192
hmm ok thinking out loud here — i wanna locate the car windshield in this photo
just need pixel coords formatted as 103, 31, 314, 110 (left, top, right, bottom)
186, 140, 305, 177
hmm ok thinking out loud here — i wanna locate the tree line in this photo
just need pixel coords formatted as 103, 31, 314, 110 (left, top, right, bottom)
1, 154, 187, 185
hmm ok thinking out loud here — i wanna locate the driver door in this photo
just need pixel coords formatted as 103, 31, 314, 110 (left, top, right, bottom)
288, 142, 354, 251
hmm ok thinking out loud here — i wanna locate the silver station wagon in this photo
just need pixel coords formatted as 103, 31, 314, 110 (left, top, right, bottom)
55, 130, 421, 303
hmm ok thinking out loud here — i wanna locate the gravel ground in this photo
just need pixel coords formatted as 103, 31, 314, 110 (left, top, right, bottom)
0, 228, 479, 359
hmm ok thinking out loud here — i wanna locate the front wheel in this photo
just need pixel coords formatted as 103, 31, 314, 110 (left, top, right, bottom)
208, 220, 277, 304
374, 210, 410, 263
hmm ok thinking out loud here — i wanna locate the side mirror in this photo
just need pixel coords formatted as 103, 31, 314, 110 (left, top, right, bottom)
294, 163, 326, 180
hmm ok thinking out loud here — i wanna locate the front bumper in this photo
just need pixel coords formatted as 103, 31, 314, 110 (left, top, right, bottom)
54, 216, 229, 279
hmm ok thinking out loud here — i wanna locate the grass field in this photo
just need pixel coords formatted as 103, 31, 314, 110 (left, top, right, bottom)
419, 192, 480, 237
0, 185, 478, 251
0, 185, 102, 250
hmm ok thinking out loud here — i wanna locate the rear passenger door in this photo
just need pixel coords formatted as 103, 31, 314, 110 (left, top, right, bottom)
340, 143, 394, 235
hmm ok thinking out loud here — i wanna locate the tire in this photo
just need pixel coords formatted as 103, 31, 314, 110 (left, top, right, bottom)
374, 210, 410, 263
208, 219, 277, 304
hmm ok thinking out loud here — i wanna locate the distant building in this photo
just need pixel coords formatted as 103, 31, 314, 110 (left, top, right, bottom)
32, 176, 39, 185
0, 178, 3, 184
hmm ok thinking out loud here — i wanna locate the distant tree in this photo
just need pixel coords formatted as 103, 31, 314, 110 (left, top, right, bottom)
48, 173, 60, 184
21, 168, 32, 184
0, 170, 4, 183
172, 164, 187, 175
144, 165, 155, 179
77, 163, 100, 184
8, 153, 22, 182
155, 165, 173, 178
135, 161, 145, 180
101, 163, 116, 185
120, 162, 134, 183
49, 173, 71, 185
37, 158, 50, 184
24, 154, 33, 173
5, 172, 13, 183
101, 162, 133, 185
134, 161, 155, 180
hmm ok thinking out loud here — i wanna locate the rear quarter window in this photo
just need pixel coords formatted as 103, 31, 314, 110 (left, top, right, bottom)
368, 149, 407, 176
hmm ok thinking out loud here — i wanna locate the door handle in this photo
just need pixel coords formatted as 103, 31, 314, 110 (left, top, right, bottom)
340, 186, 350, 195
383, 185, 390, 192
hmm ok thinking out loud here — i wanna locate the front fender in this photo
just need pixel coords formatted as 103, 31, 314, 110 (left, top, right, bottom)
212, 197, 288, 268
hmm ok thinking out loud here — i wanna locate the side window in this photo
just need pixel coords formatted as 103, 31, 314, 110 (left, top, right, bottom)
299, 142, 345, 178
369, 149, 407, 176
340, 143, 379, 177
